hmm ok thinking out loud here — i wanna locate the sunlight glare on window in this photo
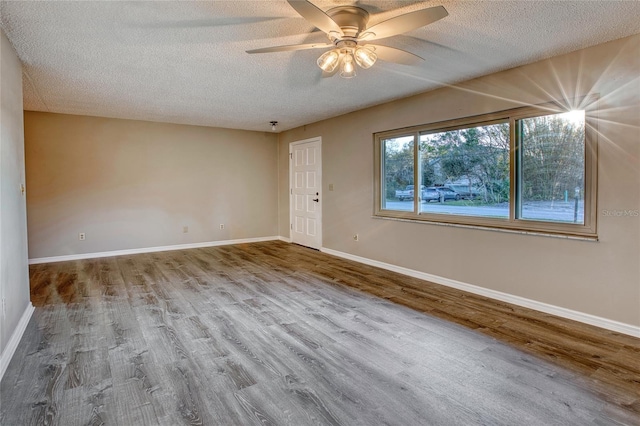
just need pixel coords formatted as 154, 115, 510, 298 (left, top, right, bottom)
558, 109, 585, 125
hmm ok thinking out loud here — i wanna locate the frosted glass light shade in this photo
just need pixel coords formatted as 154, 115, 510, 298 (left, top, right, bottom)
317, 49, 340, 72
354, 47, 377, 69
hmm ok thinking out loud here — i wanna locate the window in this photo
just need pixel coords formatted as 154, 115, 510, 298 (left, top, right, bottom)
381, 136, 414, 212
374, 101, 597, 238
516, 111, 586, 224
420, 121, 510, 218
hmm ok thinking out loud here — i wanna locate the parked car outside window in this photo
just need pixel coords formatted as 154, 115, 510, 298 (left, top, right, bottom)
426, 186, 460, 201
396, 184, 426, 201
446, 184, 480, 199
422, 187, 440, 202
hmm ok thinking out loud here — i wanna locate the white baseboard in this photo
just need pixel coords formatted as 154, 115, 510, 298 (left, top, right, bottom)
278, 236, 291, 243
29, 236, 280, 265
321, 247, 640, 338
0, 302, 35, 383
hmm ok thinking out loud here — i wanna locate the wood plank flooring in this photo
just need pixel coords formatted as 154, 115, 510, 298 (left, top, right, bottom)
1, 240, 639, 425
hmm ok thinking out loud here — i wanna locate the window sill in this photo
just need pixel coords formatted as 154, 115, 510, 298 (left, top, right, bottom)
371, 214, 599, 241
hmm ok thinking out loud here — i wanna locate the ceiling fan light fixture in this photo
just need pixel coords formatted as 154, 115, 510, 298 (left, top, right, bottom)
317, 49, 340, 72
354, 46, 377, 69
249, 2, 450, 79
340, 52, 356, 79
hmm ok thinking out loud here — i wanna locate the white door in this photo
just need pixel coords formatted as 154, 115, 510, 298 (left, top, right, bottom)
290, 138, 322, 249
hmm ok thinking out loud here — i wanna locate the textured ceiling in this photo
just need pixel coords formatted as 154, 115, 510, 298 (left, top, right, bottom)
1, 1, 639, 132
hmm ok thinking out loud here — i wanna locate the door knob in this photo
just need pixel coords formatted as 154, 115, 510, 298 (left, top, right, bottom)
313, 198, 319, 202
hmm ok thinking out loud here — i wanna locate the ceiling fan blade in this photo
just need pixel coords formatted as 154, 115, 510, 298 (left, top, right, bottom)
287, 0, 344, 36
136, 17, 284, 29
360, 6, 448, 41
366, 44, 424, 65
246, 43, 331, 54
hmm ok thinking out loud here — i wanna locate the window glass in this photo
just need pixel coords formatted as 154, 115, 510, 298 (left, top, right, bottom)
419, 122, 510, 218
517, 111, 585, 223
382, 135, 414, 212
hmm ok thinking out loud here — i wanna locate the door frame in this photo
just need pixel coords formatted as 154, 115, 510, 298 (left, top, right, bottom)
289, 137, 322, 249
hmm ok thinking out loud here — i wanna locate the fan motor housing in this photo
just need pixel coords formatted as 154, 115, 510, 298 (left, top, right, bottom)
326, 6, 369, 37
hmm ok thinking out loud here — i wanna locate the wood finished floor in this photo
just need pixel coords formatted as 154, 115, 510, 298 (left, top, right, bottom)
1, 241, 639, 425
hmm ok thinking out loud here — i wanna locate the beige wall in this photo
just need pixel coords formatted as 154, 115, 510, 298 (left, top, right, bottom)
25, 113, 279, 258
278, 35, 640, 327
0, 30, 30, 356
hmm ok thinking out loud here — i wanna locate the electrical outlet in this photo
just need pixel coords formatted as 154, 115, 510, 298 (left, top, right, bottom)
79, 232, 86, 241
353, 234, 359, 241
183, 226, 189, 233
220, 224, 225, 230
329, 183, 334, 191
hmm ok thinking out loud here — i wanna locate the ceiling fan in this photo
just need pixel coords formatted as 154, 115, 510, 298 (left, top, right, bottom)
246, 1, 448, 78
